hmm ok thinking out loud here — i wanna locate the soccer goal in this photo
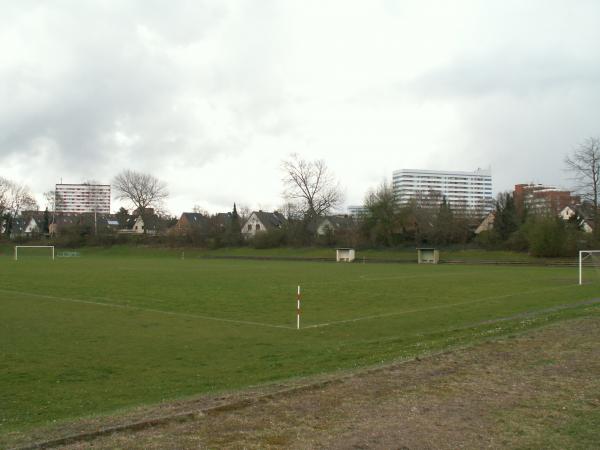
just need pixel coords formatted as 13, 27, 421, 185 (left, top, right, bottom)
579, 250, 600, 285
14, 246, 55, 261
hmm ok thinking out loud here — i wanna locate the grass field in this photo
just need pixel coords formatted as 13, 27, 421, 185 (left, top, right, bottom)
0, 243, 555, 262
1, 247, 598, 438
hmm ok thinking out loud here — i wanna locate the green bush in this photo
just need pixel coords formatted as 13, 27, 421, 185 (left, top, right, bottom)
474, 230, 501, 249
506, 229, 529, 252
250, 229, 286, 249
527, 217, 567, 257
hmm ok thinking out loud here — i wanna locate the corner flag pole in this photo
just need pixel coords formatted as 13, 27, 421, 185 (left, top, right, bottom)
297, 285, 301, 330
580, 250, 584, 285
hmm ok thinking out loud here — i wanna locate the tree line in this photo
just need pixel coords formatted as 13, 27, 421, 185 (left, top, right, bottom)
2, 137, 599, 255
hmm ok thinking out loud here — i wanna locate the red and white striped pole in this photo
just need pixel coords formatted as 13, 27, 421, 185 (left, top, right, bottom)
296, 285, 301, 330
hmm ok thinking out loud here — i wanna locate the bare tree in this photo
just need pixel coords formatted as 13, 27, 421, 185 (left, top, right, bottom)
112, 170, 168, 232
281, 154, 343, 220
278, 201, 303, 220
0, 177, 9, 217
0, 177, 38, 236
43, 189, 65, 222
236, 204, 251, 223
43, 190, 56, 212
565, 137, 600, 236
192, 205, 209, 215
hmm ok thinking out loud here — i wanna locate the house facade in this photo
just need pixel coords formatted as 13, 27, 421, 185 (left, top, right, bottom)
2, 211, 45, 238
314, 215, 354, 236
241, 211, 286, 238
474, 211, 496, 234
171, 212, 209, 235
559, 205, 594, 233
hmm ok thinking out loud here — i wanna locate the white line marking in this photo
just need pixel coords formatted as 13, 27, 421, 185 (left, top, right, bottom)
303, 283, 578, 329
0, 288, 294, 330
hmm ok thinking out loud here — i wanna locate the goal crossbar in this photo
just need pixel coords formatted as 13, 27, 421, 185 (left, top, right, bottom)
14, 246, 55, 261
579, 250, 600, 285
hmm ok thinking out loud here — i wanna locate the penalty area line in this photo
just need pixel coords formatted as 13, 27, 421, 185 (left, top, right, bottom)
0, 288, 294, 331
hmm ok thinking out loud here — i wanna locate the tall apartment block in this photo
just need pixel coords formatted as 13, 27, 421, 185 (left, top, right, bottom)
392, 168, 493, 213
55, 183, 111, 214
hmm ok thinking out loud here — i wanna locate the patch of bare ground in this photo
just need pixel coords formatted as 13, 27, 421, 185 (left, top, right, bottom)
8, 317, 600, 450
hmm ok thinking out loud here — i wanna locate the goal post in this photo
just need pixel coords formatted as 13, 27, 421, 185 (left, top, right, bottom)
579, 250, 600, 285
14, 246, 55, 261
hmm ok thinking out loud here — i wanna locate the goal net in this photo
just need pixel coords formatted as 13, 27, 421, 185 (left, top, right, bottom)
14, 246, 55, 261
579, 250, 600, 285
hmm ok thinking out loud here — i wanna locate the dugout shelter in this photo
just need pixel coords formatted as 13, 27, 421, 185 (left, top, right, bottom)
336, 248, 356, 262
417, 248, 439, 264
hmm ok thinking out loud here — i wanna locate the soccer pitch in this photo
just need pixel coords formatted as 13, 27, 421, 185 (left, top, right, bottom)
1, 252, 598, 434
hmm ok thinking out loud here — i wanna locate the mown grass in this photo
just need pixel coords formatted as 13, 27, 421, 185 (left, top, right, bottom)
200, 246, 543, 261
1, 243, 563, 262
0, 249, 597, 437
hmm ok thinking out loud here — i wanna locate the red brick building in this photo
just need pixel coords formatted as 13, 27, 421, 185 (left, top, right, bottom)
514, 183, 580, 216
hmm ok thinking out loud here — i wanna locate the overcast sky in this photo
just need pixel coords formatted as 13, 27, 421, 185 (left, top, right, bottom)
1, 0, 599, 216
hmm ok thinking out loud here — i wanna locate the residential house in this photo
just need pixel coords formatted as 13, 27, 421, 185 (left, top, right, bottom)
474, 211, 496, 234
4, 216, 40, 238
2, 210, 46, 238
241, 211, 286, 238
49, 214, 80, 236
49, 213, 120, 236
559, 205, 594, 233
314, 215, 355, 237
170, 212, 210, 235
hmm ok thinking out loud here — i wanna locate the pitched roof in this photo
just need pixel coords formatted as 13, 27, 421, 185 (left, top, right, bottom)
181, 212, 208, 224
311, 215, 354, 233
322, 215, 354, 228
213, 212, 233, 225
21, 210, 46, 223
50, 213, 119, 227
252, 211, 287, 230
132, 214, 163, 230
52, 214, 81, 226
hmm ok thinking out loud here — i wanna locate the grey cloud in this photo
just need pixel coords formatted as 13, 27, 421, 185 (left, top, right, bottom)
405, 51, 600, 99
0, 1, 294, 183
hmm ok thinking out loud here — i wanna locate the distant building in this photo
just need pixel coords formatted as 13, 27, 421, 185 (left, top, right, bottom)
314, 215, 355, 237
49, 213, 119, 236
347, 205, 369, 218
474, 211, 496, 234
4, 214, 43, 238
241, 211, 286, 238
55, 183, 111, 214
392, 168, 493, 213
171, 212, 210, 235
514, 183, 579, 215
559, 205, 594, 233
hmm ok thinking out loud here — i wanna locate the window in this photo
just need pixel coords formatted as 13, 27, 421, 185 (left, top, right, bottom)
247, 224, 251, 231
256, 224, 260, 231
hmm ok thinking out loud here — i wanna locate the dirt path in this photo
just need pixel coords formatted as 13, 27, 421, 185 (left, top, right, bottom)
9, 317, 600, 449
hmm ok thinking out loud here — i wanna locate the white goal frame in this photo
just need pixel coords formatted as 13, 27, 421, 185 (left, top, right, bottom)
579, 250, 600, 285
14, 246, 55, 261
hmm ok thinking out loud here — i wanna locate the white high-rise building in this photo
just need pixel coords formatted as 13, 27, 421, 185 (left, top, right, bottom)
392, 168, 493, 212
55, 183, 111, 214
